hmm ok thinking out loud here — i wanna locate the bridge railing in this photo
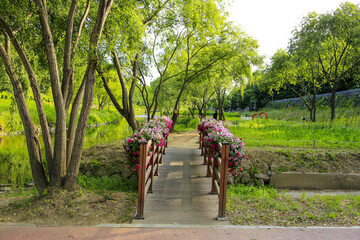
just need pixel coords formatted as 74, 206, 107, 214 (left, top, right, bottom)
200, 135, 229, 220
135, 140, 165, 219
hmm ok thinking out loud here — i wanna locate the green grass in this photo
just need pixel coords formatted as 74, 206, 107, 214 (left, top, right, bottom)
228, 118, 360, 150
231, 107, 360, 127
227, 184, 360, 226
174, 117, 200, 132
77, 174, 137, 193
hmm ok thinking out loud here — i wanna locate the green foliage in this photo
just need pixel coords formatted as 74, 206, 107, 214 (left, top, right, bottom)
77, 174, 137, 193
0, 95, 122, 134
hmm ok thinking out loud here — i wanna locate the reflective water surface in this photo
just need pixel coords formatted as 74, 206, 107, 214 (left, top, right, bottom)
0, 118, 132, 185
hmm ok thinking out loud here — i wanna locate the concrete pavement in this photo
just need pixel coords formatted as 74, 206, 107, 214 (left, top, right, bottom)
1, 224, 360, 240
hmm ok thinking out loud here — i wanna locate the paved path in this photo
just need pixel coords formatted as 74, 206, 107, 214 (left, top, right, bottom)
132, 146, 229, 225
1, 224, 360, 240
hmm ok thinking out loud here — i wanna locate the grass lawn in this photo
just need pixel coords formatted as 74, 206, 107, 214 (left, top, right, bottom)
223, 109, 360, 226
228, 118, 360, 150
227, 184, 360, 226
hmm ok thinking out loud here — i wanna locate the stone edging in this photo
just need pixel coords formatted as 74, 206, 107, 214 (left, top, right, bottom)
269, 172, 360, 190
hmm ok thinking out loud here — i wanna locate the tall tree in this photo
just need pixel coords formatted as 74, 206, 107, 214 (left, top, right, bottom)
261, 49, 321, 121
291, 3, 360, 121
317, 2, 360, 121
0, 0, 113, 192
137, 10, 185, 121
97, 0, 171, 130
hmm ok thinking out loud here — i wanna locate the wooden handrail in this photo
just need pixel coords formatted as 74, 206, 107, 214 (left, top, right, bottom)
135, 139, 167, 220
201, 139, 229, 220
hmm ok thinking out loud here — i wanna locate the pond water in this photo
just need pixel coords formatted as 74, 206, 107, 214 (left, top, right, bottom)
0, 118, 133, 186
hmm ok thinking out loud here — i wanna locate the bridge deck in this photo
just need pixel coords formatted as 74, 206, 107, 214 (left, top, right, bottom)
132, 146, 230, 225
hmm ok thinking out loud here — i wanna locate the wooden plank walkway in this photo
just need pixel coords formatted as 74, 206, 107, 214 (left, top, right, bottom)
132, 146, 230, 225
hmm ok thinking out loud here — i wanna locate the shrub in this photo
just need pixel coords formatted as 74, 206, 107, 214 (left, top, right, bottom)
123, 116, 173, 172
198, 117, 249, 177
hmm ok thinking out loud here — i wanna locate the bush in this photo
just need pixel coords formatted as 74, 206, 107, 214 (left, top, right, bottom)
198, 117, 249, 177
123, 116, 173, 172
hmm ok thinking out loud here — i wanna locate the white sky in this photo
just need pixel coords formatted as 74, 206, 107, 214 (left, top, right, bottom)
226, 0, 360, 64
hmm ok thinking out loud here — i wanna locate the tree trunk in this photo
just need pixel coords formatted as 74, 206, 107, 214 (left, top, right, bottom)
36, 0, 68, 186
65, 0, 113, 189
311, 88, 317, 122
0, 14, 54, 187
188, 107, 195, 118
330, 87, 337, 122
66, 78, 85, 167
0, 44, 48, 193
171, 81, 187, 124
220, 90, 226, 121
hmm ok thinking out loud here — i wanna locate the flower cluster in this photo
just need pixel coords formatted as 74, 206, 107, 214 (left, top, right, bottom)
198, 117, 249, 177
123, 117, 173, 172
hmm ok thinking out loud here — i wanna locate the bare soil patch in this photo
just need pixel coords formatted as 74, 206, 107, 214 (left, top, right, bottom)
0, 188, 136, 226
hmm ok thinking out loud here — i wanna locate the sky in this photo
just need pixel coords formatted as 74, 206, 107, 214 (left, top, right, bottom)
226, 0, 360, 64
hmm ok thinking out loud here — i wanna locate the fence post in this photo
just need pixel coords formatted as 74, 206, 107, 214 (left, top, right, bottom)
200, 133, 203, 156
163, 135, 167, 155
203, 145, 208, 165
154, 143, 159, 176
217, 142, 229, 220
149, 143, 154, 192
210, 155, 217, 194
135, 141, 147, 219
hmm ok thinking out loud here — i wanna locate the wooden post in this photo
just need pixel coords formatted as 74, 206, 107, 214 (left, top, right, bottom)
217, 142, 229, 220
203, 145, 208, 165
149, 144, 154, 193
210, 156, 216, 194
206, 153, 212, 177
154, 144, 159, 176
164, 135, 167, 155
159, 145, 163, 165
135, 141, 147, 219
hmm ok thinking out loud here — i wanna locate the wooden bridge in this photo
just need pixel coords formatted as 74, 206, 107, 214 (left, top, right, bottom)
132, 131, 230, 225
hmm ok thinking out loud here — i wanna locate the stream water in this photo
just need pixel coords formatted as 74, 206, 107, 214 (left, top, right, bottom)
0, 118, 133, 186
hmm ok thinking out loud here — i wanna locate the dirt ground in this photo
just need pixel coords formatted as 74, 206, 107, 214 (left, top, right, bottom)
0, 188, 137, 226
0, 130, 359, 226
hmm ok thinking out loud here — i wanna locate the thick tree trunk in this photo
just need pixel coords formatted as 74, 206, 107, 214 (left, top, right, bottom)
36, 0, 68, 186
62, 0, 79, 105
0, 44, 48, 193
65, 59, 97, 189
66, 75, 86, 167
65, 0, 113, 189
0, 14, 54, 185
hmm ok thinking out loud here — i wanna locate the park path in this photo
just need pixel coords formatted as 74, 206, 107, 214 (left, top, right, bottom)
2, 132, 360, 239
132, 131, 230, 225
